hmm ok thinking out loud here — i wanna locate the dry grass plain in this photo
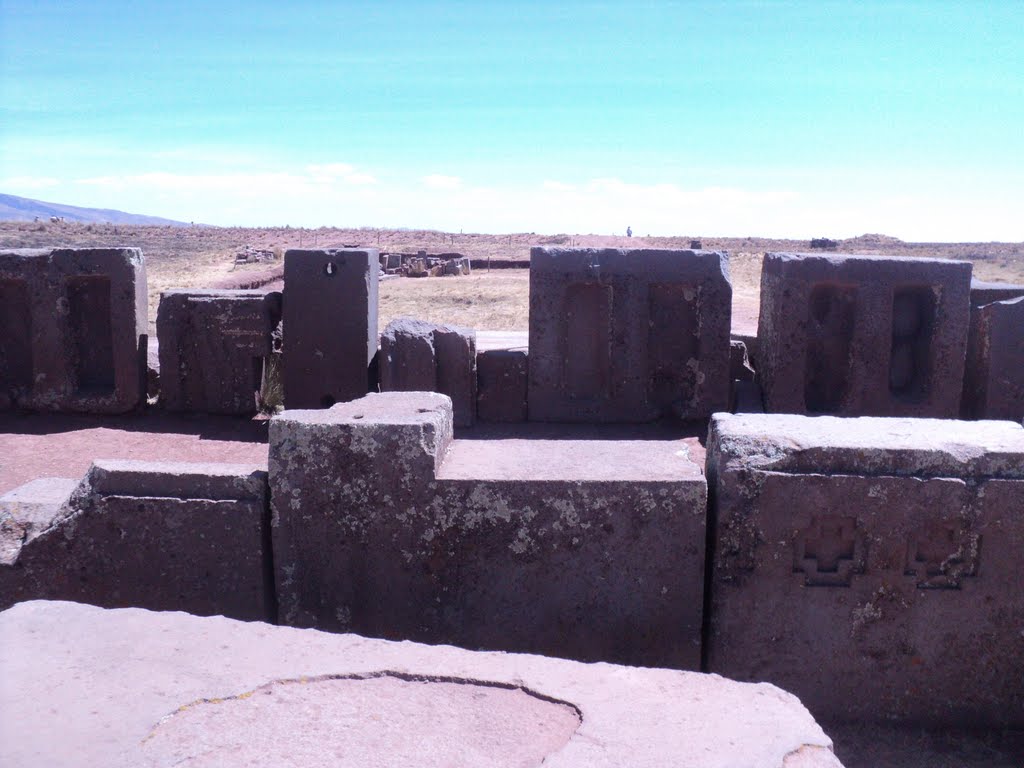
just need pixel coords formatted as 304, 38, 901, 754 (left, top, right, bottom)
1, 221, 1022, 336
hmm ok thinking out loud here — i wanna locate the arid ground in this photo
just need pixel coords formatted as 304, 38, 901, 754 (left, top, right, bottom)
2, 221, 1022, 339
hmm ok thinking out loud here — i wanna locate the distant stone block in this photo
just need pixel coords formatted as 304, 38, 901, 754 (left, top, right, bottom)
282, 249, 378, 409
962, 296, 1024, 421
705, 413, 1024, 727
969, 278, 1024, 307
757, 253, 972, 417
270, 392, 707, 669
528, 248, 732, 422
0, 461, 272, 621
157, 289, 282, 414
477, 348, 528, 422
0, 248, 147, 413
379, 318, 477, 427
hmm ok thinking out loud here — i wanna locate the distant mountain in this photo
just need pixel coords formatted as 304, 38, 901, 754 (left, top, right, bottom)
0, 193, 188, 226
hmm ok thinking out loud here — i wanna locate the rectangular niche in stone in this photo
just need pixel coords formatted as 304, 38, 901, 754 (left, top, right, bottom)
757, 252, 972, 417
0, 248, 147, 413
962, 295, 1024, 421
705, 413, 1024, 728
282, 248, 379, 409
528, 248, 732, 422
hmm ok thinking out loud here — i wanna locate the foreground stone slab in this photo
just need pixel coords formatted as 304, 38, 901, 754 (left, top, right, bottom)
962, 296, 1024, 421
157, 289, 282, 414
282, 248, 379, 408
270, 391, 707, 669
528, 247, 732, 422
0, 600, 842, 767
757, 253, 972, 417
0, 247, 147, 413
0, 461, 272, 621
705, 413, 1024, 727
380, 317, 477, 427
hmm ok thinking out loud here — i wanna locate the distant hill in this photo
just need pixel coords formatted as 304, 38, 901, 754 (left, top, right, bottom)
0, 193, 188, 226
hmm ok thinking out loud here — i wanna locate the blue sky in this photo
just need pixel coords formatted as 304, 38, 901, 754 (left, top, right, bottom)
2, 0, 1022, 239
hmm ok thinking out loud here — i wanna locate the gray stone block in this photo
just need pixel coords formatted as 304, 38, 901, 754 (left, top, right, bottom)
0, 247, 147, 413
157, 289, 282, 414
962, 296, 1024, 421
705, 413, 1024, 727
757, 253, 972, 417
528, 247, 732, 422
379, 318, 477, 427
282, 249, 378, 409
270, 391, 707, 669
0, 460, 272, 621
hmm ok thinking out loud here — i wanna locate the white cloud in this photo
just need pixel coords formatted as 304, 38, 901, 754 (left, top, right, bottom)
421, 174, 462, 190
1, 176, 61, 190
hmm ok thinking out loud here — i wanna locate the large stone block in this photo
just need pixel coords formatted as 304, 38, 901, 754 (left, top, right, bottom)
528, 247, 732, 422
0, 600, 842, 768
379, 317, 477, 427
270, 391, 707, 669
0, 247, 147, 413
282, 248, 379, 409
962, 296, 1024, 421
157, 289, 282, 414
0, 461, 272, 621
757, 253, 972, 417
705, 413, 1024, 727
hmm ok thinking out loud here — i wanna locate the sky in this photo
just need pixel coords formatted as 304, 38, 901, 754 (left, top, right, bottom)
1, 0, 1022, 240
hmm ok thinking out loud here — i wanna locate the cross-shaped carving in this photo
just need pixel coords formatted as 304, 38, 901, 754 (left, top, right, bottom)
794, 515, 864, 587
905, 523, 980, 589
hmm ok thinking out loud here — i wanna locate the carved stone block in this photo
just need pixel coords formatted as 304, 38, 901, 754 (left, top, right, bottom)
528, 248, 732, 422
757, 253, 972, 417
706, 413, 1024, 727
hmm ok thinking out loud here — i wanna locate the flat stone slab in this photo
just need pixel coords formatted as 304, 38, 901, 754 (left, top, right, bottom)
0, 600, 842, 767
476, 330, 528, 352
439, 438, 701, 481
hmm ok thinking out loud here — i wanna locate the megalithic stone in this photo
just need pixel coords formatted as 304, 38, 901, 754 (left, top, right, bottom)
282, 248, 379, 409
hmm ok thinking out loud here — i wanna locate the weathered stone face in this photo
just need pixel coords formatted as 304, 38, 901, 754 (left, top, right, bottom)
0, 460, 273, 622
477, 348, 528, 422
962, 296, 1024, 421
269, 391, 708, 669
379, 317, 477, 427
757, 253, 972, 417
0, 248, 147, 413
705, 413, 1024, 727
157, 289, 282, 414
528, 248, 732, 422
969, 278, 1024, 307
0, 601, 842, 768
281, 249, 379, 409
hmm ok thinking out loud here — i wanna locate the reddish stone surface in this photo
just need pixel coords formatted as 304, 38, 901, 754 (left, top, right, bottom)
705, 413, 1024, 728
962, 296, 1024, 421
379, 317, 477, 427
757, 253, 972, 417
528, 248, 732, 422
0, 460, 272, 621
282, 249, 378, 409
0, 247, 147, 413
0, 601, 842, 767
157, 289, 281, 415
0, 411, 269, 495
270, 392, 708, 669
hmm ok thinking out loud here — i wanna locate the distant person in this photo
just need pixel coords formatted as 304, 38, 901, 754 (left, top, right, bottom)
626, 226, 632, 237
